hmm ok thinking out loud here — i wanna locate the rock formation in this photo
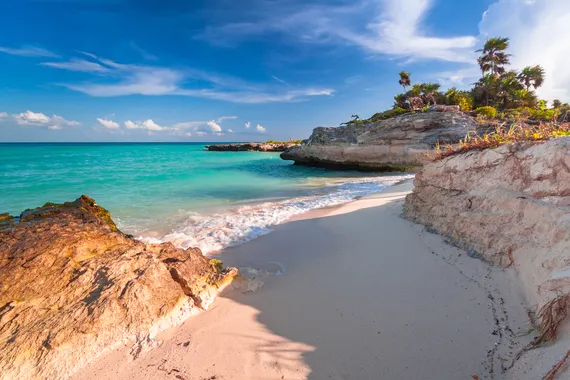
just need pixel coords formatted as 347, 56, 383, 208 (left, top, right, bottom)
0, 196, 237, 380
206, 142, 299, 152
281, 111, 481, 171
403, 137, 570, 312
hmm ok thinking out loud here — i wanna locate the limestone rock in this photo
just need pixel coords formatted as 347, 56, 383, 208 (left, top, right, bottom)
280, 111, 480, 171
403, 137, 570, 309
0, 196, 237, 380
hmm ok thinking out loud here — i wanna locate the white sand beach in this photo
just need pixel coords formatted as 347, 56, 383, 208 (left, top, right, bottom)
74, 181, 536, 380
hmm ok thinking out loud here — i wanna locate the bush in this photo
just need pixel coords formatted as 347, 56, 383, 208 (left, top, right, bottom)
457, 97, 473, 112
431, 122, 570, 160
474, 106, 498, 119
500, 107, 559, 121
368, 107, 409, 122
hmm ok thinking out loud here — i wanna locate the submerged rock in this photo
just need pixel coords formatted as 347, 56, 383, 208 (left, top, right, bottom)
403, 137, 570, 310
280, 111, 480, 171
205, 142, 299, 152
0, 195, 237, 380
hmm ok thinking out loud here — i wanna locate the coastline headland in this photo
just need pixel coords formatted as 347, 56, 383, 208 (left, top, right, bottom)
206, 142, 300, 152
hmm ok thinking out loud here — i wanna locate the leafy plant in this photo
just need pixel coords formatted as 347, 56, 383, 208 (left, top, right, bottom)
474, 106, 498, 119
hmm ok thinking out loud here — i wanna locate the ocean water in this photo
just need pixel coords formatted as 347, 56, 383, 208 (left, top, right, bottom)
0, 143, 413, 253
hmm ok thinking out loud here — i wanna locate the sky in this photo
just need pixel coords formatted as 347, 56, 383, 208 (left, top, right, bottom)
0, 0, 569, 142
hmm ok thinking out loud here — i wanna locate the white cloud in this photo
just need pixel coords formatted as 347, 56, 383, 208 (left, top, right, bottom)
0, 46, 58, 57
0, 112, 8, 119
216, 115, 237, 123
35, 52, 333, 103
124, 119, 167, 131
125, 120, 138, 129
196, 0, 477, 63
12, 110, 79, 129
96, 118, 120, 129
256, 124, 266, 133
479, 0, 570, 101
245, 121, 251, 129
206, 120, 222, 133
173, 116, 238, 135
40, 58, 110, 73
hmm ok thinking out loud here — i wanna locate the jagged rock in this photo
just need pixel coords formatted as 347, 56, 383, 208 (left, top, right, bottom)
206, 142, 299, 152
280, 111, 480, 171
403, 137, 570, 309
0, 196, 237, 380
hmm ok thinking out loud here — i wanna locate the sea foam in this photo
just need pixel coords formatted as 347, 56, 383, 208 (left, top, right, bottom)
139, 174, 414, 254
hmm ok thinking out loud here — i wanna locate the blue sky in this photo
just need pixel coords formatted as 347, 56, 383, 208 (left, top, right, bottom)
0, 0, 568, 142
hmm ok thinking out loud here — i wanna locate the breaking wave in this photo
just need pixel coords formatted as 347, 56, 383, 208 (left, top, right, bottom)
139, 174, 413, 254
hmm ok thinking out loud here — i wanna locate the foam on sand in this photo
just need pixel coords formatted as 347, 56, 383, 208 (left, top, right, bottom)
139, 174, 414, 253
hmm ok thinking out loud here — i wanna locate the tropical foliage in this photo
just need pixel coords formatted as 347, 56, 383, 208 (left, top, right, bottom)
431, 122, 570, 160
345, 35, 567, 125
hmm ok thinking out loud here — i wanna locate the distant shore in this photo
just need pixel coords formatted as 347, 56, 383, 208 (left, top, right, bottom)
205, 142, 300, 152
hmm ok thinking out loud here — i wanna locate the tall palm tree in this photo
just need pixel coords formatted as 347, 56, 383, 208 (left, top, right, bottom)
498, 70, 524, 109
398, 72, 411, 92
476, 37, 511, 77
518, 65, 545, 91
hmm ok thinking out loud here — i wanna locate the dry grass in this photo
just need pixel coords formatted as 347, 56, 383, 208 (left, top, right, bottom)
509, 294, 570, 372
430, 122, 570, 161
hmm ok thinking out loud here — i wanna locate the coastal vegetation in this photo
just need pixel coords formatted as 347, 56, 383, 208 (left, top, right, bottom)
345, 36, 569, 126
431, 122, 570, 160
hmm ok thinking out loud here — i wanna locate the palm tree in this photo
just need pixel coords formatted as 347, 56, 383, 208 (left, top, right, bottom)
498, 70, 524, 109
473, 74, 498, 107
518, 65, 545, 91
398, 72, 411, 92
476, 37, 511, 77
394, 94, 408, 109
420, 83, 441, 105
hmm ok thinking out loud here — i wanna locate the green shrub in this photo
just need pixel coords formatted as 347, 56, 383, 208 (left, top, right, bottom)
457, 97, 473, 112
369, 107, 409, 122
501, 107, 559, 121
474, 106, 498, 119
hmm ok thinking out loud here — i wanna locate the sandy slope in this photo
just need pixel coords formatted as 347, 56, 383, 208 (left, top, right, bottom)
74, 181, 536, 380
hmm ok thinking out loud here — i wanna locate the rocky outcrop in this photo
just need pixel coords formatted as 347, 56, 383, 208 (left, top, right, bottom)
281, 111, 481, 171
0, 196, 237, 380
403, 137, 570, 311
206, 142, 299, 152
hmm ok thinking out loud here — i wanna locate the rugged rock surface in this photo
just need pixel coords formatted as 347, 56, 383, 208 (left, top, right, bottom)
280, 111, 481, 171
403, 137, 570, 310
206, 142, 299, 152
0, 196, 237, 380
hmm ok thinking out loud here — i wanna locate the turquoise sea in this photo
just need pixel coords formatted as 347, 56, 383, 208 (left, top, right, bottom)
0, 143, 412, 253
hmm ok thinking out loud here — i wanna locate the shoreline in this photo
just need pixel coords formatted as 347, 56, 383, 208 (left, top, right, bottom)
73, 181, 540, 380
135, 174, 414, 255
